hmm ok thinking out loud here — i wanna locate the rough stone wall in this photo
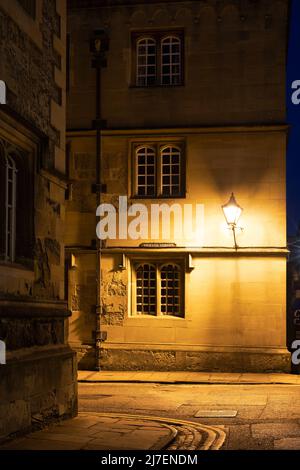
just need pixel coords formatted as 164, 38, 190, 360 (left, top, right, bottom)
0, 349, 77, 442
67, 249, 128, 368
0, 2, 60, 166
0, 0, 77, 442
101, 269, 127, 326
100, 348, 290, 373
0, 317, 64, 350
67, 253, 97, 369
0, 0, 67, 299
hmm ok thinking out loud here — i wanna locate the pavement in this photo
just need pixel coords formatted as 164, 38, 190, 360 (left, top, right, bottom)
78, 370, 300, 385
0, 412, 225, 451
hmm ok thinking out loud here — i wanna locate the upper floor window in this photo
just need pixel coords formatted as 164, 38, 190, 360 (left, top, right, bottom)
133, 143, 185, 198
161, 36, 182, 85
0, 138, 33, 264
134, 261, 184, 317
136, 37, 157, 87
136, 146, 156, 196
161, 146, 181, 196
133, 31, 183, 87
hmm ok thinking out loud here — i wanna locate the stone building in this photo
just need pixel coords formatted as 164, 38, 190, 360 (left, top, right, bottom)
66, 0, 290, 372
0, 0, 77, 441
287, 231, 300, 371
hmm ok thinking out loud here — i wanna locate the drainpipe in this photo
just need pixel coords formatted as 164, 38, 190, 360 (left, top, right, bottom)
90, 30, 109, 371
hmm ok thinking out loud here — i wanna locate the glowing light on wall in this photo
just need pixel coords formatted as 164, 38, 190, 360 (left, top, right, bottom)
222, 193, 243, 249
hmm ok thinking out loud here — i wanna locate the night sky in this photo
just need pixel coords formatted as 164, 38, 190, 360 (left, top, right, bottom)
287, 0, 300, 236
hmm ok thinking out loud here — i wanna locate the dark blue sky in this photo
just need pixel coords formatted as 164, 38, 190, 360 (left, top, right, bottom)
287, 0, 300, 236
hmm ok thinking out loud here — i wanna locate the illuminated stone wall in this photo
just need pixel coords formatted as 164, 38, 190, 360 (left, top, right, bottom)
66, 0, 289, 371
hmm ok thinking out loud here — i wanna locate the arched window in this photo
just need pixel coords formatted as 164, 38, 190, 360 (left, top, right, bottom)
160, 264, 181, 316
133, 32, 183, 86
161, 36, 181, 85
5, 153, 17, 262
136, 263, 157, 315
133, 144, 184, 198
136, 37, 156, 86
0, 141, 17, 262
161, 146, 181, 196
136, 146, 156, 196
0, 137, 33, 264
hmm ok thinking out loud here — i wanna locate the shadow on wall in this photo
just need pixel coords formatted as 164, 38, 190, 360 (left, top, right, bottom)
71, 255, 126, 370
77, 345, 96, 371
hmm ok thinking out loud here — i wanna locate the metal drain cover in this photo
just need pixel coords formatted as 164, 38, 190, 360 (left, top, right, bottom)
194, 409, 237, 418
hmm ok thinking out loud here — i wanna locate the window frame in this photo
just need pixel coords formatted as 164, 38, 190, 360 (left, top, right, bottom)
134, 145, 157, 197
160, 144, 183, 197
0, 138, 34, 266
131, 259, 185, 318
160, 263, 182, 316
3, 149, 18, 263
161, 35, 182, 86
132, 142, 186, 199
0, 110, 38, 269
131, 30, 184, 88
135, 262, 157, 316
136, 36, 157, 87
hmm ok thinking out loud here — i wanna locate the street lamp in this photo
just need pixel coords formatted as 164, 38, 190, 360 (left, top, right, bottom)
222, 193, 243, 250
90, 29, 109, 58
90, 29, 109, 372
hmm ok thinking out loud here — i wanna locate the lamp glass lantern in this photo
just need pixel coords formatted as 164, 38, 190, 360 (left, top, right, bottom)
222, 193, 243, 249
90, 30, 109, 55
222, 193, 243, 226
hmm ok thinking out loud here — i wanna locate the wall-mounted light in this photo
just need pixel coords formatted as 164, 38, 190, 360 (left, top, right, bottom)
118, 253, 127, 271
70, 253, 77, 270
222, 193, 243, 249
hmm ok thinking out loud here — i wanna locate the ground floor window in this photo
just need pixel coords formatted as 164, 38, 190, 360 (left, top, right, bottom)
133, 260, 184, 317
0, 127, 34, 265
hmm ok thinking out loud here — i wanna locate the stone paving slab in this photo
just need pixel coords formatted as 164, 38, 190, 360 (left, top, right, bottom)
259, 405, 300, 419
251, 423, 300, 440
78, 371, 300, 385
0, 413, 176, 451
0, 412, 226, 451
274, 438, 300, 450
